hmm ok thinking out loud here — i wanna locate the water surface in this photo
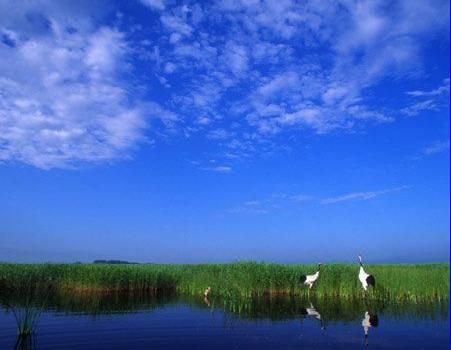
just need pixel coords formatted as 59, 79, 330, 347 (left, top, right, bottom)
0, 293, 448, 349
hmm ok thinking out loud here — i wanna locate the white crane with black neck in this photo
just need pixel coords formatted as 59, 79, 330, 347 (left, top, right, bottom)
299, 263, 322, 293
358, 255, 375, 291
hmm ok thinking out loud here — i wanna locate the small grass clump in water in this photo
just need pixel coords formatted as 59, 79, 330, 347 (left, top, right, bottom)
0, 262, 448, 302
12, 307, 41, 336
0, 276, 53, 338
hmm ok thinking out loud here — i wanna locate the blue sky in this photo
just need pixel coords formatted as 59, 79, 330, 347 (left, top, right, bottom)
0, 0, 449, 263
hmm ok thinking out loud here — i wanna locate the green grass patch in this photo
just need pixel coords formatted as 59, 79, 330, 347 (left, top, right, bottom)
0, 262, 448, 302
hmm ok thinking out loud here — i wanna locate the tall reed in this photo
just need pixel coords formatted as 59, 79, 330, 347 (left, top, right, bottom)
0, 262, 448, 302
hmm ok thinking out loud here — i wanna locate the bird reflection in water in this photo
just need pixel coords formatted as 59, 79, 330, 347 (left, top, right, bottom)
300, 302, 325, 330
362, 311, 379, 347
203, 287, 211, 307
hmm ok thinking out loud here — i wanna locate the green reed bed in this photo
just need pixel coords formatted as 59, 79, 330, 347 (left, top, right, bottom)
0, 262, 448, 302
174, 262, 449, 302
0, 263, 178, 293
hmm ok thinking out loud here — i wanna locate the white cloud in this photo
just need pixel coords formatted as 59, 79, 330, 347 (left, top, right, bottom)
229, 186, 408, 214
1, 1, 449, 169
243, 200, 261, 206
223, 41, 248, 76
207, 129, 233, 140
421, 141, 449, 156
229, 198, 270, 215
230, 206, 268, 215
161, 14, 193, 38
230, 192, 314, 215
151, 0, 448, 160
203, 165, 232, 173
401, 99, 437, 116
0, 7, 173, 169
195, 116, 212, 126
256, 71, 300, 98
140, 0, 165, 11
290, 194, 314, 202
407, 79, 450, 97
402, 79, 449, 116
322, 86, 349, 105
321, 186, 409, 204
164, 62, 177, 73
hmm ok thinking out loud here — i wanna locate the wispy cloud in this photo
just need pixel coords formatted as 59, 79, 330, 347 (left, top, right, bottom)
290, 194, 315, 202
203, 165, 232, 173
321, 186, 409, 204
140, 0, 165, 11
402, 79, 449, 116
230, 186, 408, 214
421, 141, 449, 156
401, 99, 438, 116
229, 205, 268, 215
230, 192, 314, 215
407, 78, 450, 97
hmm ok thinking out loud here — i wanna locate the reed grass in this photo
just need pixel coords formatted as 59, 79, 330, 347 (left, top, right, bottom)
0, 276, 51, 337
11, 307, 41, 336
0, 262, 448, 302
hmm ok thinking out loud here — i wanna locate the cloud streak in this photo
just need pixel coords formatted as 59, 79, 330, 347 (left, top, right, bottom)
402, 78, 449, 116
321, 186, 409, 204
421, 141, 449, 156
231, 186, 409, 214
407, 79, 450, 97
203, 165, 232, 173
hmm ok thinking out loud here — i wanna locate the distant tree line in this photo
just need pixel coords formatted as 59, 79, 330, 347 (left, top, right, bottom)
93, 260, 139, 265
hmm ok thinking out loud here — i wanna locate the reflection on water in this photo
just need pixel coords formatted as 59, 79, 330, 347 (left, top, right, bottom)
13, 334, 36, 350
362, 311, 379, 347
300, 302, 325, 330
0, 291, 448, 349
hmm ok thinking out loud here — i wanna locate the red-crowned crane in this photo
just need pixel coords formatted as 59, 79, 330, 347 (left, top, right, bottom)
299, 263, 322, 292
358, 255, 375, 291
203, 287, 211, 307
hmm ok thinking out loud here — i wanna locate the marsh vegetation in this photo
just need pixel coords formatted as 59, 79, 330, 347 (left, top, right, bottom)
0, 262, 448, 302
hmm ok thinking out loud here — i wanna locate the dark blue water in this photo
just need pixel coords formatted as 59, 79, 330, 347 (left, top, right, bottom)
0, 295, 448, 349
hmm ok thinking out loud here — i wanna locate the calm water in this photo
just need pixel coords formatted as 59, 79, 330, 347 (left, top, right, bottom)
0, 293, 448, 349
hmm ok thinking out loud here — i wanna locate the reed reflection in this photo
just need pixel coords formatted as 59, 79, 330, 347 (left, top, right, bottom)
14, 334, 36, 350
